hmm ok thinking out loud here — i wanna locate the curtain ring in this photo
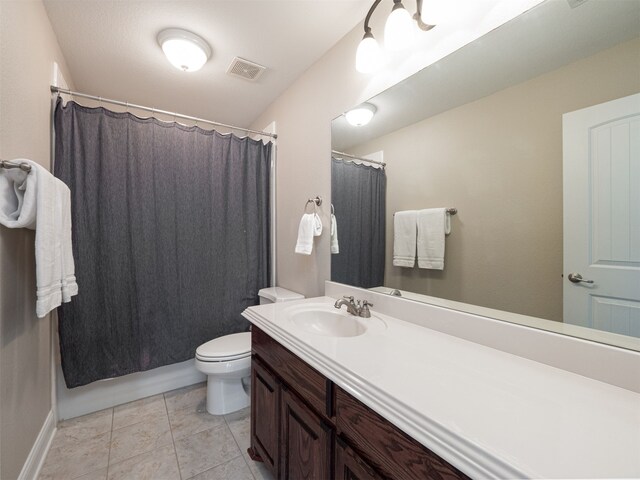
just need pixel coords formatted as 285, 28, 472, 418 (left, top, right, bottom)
125, 102, 130, 113
98, 96, 103, 108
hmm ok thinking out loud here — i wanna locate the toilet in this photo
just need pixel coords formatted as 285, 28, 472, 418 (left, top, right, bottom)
195, 287, 304, 415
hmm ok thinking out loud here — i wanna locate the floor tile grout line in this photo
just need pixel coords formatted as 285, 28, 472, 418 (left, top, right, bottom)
111, 395, 168, 432
224, 411, 261, 480
106, 407, 114, 479
164, 392, 183, 480
182, 454, 245, 480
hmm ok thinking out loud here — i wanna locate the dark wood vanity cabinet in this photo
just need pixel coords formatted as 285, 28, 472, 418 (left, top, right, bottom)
249, 326, 468, 480
335, 437, 384, 480
250, 358, 280, 476
280, 386, 333, 479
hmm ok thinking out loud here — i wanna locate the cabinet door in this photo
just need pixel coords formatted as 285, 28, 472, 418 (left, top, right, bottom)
281, 387, 332, 480
250, 358, 280, 478
335, 437, 384, 480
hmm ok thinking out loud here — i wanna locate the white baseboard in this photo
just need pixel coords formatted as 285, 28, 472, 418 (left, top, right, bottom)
56, 359, 206, 420
18, 410, 56, 480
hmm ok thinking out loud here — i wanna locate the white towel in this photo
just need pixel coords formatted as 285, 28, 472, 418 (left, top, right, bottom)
393, 210, 417, 267
0, 159, 78, 317
417, 208, 451, 270
330, 214, 339, 254
295, 213, 322, 255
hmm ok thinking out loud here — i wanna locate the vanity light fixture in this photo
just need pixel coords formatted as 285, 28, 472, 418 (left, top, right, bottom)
157, 28, 211, 72
356, 0, 435, 73
345, 103, 377, 127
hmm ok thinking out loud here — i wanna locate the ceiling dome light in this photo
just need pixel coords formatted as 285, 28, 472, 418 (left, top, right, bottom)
157, 28, 211, 72
356, 31, 382, 73
384, 1, 415, 51
345, 103, 377, 127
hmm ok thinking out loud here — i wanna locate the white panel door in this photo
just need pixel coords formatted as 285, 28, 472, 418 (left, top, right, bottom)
563, 93, 640, 337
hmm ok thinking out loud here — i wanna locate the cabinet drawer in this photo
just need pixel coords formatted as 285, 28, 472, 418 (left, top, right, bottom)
336, 387, 469, 480
252, 327, 331, 419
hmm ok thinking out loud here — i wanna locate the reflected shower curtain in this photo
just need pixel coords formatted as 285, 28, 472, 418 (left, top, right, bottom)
331, 158, 386, 288
54, 99, 271, 387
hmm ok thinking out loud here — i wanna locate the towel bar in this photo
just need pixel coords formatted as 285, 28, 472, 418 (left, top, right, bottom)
0, 160, 32, 173
393, 208, 457, 215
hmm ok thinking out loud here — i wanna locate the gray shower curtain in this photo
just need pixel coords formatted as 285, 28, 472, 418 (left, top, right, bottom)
331, 158, 386, 288
54, 99, 271, 388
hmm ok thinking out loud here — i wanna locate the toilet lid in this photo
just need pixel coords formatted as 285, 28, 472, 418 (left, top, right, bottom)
196, 332, 251, 362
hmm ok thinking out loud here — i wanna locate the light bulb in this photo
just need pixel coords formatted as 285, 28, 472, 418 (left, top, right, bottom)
345, 104, 377, 127
420, 0, 450, 25
355, 33, 382, 73
158, 29, 211, 72
384, 2, 415, 51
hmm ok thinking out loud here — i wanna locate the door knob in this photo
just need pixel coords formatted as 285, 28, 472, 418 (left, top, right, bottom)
568, 273, 594, 284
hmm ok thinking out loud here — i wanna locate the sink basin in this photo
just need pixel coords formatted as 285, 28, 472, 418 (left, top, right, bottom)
285, 303, 386, 338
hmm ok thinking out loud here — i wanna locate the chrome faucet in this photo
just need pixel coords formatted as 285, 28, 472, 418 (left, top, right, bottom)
334, 296, 374, 318
334, 296, 359, 315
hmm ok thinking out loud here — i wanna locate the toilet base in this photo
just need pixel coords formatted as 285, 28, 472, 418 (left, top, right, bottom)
205, 375, 250, 415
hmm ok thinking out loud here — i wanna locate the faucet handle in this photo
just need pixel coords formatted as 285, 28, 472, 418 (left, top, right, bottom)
343, 295, 355, 302
359, 300, 373, 318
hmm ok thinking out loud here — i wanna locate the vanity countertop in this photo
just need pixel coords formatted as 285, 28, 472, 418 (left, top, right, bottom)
242, 296, 640, 479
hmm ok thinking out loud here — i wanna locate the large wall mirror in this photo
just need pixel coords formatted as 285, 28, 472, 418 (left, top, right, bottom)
331, 0, 640, 350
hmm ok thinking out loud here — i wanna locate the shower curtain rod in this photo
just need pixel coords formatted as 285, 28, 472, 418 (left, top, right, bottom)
50, 86, 278, 139
331, 150, 386, 167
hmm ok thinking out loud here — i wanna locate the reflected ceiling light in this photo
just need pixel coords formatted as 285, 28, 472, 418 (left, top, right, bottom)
355, 0, 435, 73
345, 103, 377, 127
157, 28, 211, 72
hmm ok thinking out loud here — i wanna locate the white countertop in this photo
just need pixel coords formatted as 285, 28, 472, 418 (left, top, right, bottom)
243, 297, 640, 479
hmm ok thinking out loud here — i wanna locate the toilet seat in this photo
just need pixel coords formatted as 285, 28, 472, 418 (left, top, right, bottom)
196, 332, 251, 362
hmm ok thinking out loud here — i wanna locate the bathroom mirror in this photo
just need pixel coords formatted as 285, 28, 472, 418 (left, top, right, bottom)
331, 0, 640, 350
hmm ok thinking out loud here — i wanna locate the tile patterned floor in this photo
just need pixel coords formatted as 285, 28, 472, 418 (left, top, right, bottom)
39, 383, 274, 480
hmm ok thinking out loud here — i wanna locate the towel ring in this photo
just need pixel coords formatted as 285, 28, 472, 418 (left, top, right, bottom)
306, 196, 322, 207
304, 196, 322, 212
331, 203, 335, 215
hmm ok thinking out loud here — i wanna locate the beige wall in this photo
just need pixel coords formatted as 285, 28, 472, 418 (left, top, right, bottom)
0, 1, 72, 478
250, 13, 431, 298
346, 39, 640, 322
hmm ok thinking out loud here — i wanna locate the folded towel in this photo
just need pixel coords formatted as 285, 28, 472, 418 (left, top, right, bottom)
295, 213, 322, 255
330, 213, 339, 254
417, 208, 451, 270
393, 210, 417, 267
0, 159, 78, 317
313, 213, 323, 237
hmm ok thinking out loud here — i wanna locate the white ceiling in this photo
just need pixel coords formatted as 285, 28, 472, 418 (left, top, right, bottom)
43, 0, 371, 130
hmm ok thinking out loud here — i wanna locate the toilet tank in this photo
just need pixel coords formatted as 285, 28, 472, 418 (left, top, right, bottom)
258, 287, 305, 305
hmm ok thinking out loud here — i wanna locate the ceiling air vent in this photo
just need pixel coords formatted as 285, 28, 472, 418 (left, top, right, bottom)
226, 57, 266, 82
